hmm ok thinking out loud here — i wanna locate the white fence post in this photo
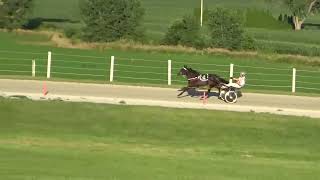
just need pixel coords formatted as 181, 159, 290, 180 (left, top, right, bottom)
200, 0, 203, 27
292, 68, 296, 93
47, 51, 52, 79
229, 63, 234, 84
110, 56, 114, 82
168, 60, 172, 85
32, 60, 36, 77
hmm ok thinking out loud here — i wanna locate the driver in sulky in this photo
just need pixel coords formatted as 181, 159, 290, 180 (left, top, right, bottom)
219, 72, 246, 100
228, 72, 246, 88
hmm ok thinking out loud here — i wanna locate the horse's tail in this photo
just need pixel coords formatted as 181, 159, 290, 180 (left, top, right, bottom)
209, 74, 228, 84
219, 77, 229, 84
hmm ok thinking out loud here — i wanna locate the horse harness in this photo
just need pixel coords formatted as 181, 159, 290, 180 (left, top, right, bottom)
188, 74, 209, 82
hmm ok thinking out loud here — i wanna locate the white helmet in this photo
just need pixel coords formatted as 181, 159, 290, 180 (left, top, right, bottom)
240, 72, 246, 77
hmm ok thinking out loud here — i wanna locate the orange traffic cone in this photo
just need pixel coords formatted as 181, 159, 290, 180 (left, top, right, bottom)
42, 82, 48, 96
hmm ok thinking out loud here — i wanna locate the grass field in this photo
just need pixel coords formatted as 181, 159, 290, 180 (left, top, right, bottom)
1, 2, 319, 179
248, 28, 320, 45
32, 0, 279, 28
0, 31, 319, 95
32, 0, 284, 41
0, 97, 319, 179
29, 0, 320, 58
31, 0, 320, 43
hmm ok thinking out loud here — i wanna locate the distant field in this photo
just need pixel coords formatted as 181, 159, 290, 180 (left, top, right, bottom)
0, 31, 319, 94
0, 97, 319, 180
32, 0, 277, 25
248, 28, 320, 45
33, 0, 80, 21
248, 28, 320, 56
30, 0, 284, 38
31, 0, 320, 55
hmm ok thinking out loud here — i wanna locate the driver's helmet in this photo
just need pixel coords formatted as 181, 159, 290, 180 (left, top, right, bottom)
240, 72, 246, 77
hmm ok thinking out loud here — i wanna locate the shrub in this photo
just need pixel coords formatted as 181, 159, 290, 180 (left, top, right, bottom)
207, 8, 255, 50
80, 0, 145, 42
64, 27, 79, 38
278, 14, 283, 21
241, 33, 256, 50
162, 15, 205, 48
0, 0, 33, 30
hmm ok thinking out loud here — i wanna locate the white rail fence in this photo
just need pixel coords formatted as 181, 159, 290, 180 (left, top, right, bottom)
113, 56, 168, 83
0, 50, 319, 94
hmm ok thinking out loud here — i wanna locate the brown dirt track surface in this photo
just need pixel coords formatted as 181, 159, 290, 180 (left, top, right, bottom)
0, 79, 319, 118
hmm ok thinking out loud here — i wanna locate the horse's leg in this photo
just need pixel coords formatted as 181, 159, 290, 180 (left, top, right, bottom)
206, 87, 211, 99
206, 81, 215, 98
177, 87, 188, 97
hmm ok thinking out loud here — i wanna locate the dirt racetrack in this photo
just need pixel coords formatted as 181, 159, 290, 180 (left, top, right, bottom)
0, 79, 319, 118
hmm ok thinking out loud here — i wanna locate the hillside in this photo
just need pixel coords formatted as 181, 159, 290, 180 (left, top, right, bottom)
30, 0, 320, 55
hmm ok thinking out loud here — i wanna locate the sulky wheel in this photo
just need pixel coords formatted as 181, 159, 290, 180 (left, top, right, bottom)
224, 90, 237, 103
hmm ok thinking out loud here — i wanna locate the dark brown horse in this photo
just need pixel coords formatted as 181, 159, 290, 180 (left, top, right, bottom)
177, 66, 228, 97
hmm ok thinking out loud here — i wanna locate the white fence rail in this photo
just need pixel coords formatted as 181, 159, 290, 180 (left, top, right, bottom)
0, 50, 319, 94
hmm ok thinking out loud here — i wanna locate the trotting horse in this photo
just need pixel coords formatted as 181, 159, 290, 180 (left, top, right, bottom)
177, 66, 228, 97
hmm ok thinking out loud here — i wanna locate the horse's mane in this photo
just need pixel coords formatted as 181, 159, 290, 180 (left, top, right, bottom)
187, 67, 200, 75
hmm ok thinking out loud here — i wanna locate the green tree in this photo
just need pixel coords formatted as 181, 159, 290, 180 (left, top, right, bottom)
267, 0, 320, 30
207, 8, 254, 50
0, 0, 33, 29
80, 0, 145, 42
163, 15, 205, 48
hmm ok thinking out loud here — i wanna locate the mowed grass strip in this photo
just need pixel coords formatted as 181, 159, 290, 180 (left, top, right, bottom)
0, 97, 320, 180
